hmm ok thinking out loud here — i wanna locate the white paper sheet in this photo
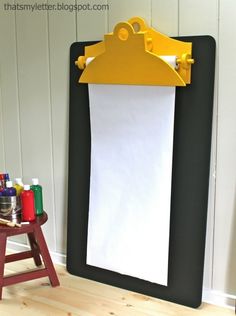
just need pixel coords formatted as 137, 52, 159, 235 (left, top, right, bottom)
86, 83, 176, 286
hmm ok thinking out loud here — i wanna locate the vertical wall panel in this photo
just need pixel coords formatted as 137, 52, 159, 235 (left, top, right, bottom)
179, 0, 218, 38
179, 0, 219, 290
15, 0, 56, 251
151, 0, 179, 36
76, 0, 108, 41
48, 0, 76, 254
0, 80, 5, 170
213, 0, 236, 295
0, 1, 22, 178
108, 0, 151, 32
0, 1, 26, 244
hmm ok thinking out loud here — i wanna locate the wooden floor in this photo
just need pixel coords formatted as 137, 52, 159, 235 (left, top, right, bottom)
0, 257, 234, 316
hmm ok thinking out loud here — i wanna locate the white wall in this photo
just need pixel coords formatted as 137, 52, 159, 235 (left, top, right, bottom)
0, 0, 236, 307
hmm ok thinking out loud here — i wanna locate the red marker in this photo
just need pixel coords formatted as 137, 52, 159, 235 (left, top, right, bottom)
21, 185, 36, 222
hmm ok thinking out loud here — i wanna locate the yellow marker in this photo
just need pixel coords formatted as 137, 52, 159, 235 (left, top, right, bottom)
14, 178, 24, 196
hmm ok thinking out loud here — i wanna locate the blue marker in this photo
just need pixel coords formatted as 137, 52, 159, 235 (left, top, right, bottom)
3, 181, 16, 196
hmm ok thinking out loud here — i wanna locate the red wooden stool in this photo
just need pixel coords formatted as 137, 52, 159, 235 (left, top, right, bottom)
0, 211, 59, 299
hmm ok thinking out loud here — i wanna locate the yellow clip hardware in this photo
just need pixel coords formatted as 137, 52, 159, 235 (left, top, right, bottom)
75, 17, 194, 86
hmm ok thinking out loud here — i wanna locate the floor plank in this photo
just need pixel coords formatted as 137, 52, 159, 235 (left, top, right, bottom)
0, 258, 234, 316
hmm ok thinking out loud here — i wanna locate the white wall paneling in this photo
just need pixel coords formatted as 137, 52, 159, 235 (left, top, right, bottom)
0, 1, 23, 179
0, 0, 26, 244
0, 73, 5, 170
15, 0, 56, 250
108, 0, 151, 32
151, 0, 179, 36
48, 0, 76, 254
76, 0, 108, 41
0, 0, 236, 306
213, 0, 236, 295
179, 0, 219, 37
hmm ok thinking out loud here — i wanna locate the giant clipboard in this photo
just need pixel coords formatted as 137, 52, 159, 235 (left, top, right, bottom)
67, 18, 215, 308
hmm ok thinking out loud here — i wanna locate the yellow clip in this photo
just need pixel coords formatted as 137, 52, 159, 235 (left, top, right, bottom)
75, 17, 194, 86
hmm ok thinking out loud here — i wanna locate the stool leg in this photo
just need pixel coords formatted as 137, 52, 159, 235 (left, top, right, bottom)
0, 233, 7, 300
27, 232, 42, 267
34, 225, 60, 287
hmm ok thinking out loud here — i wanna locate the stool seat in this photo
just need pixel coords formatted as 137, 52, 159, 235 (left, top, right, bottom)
0, 211, 60, 299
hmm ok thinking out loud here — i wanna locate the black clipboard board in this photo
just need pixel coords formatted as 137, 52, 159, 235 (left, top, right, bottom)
67, 36, 215, 308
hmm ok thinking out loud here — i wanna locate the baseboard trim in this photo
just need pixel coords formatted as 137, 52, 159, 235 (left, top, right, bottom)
6, 241, 235, 310
7, 240, 66, 265
203, 288, 235, 310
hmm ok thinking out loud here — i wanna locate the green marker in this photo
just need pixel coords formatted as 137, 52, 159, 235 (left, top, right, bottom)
30, 178, 43, 216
